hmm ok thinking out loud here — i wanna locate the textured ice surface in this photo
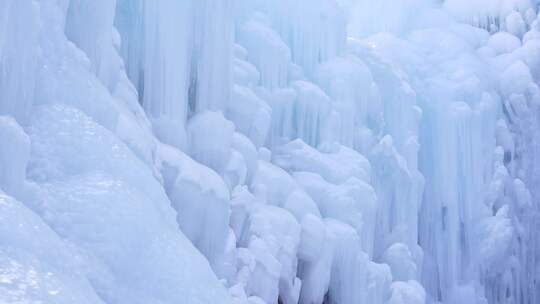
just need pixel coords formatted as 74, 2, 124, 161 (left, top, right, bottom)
26, 105, 230, 304
0, 191, 105, 304
2, 0, 540, 304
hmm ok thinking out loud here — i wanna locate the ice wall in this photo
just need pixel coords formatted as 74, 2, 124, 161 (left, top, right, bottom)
352, 2, 540, 303
1, 1, 540, 304
114, 0, 233, 149
0, 1, 231, 303
0, 0, 38, 123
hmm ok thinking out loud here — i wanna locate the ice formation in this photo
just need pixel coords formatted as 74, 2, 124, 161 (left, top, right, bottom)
1, 0, 540, 304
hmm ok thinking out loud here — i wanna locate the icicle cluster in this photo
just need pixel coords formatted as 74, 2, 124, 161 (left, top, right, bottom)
1, 1, 539, 304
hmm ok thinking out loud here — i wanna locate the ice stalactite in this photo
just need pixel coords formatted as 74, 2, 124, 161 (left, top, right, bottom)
0, 0, 38, 124
115, 0, 193, 148
190, 0, 234, 114
114, 0, 234, 149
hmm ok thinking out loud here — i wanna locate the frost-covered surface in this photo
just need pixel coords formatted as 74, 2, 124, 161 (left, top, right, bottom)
1, 0, 540, 304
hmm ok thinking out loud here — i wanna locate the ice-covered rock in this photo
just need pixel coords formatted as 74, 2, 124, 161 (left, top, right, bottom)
0, 191, 104, 304
382, 243, 418, 282
388, 280, 426, 304
228, 85, 271, 148
25, 104, 231, 304
158, 142, 233, 279
188, 111, 235, 173
240, 205, 301, 304
274, 139, 371, 184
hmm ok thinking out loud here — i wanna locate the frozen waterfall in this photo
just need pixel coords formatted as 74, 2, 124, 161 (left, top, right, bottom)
1, 1, 540, 304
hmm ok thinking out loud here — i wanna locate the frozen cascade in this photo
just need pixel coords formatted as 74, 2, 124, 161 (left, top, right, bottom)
1, 1, 540, 304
